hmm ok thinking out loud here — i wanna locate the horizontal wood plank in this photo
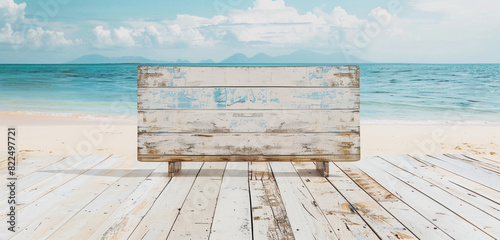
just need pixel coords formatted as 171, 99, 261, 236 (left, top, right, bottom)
138, 132, 359, 156
138, 109, 359, 133
138, 155, 359, 162
138, 88, 359, 110
138, 66, 359, 88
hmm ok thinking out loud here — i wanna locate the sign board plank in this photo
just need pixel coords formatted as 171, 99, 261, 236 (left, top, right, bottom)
138, 110, 359, 133
138, 66, 359, 88
138, 133, 359, 156
138, 88, 359, 110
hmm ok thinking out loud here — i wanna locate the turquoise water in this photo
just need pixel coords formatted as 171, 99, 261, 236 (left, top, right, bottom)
1, 64, 499, 121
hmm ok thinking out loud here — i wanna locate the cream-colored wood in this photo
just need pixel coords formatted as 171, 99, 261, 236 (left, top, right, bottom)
138, 132, 359, 156
336, 160, 454, 240
138, 87, 359, 110
138, 66, 359, 87
356, 157, 495, 240
249, 162, 295, 240
413, 155, 500, 192
167, 162, 227, 240
270, 162, 339, 240
293, 162, 379, 240
88, 162, 172, 240
209, 162, 252, 240
0, 155, 109, 214
138, 109, 359, 133
379, 155, 500, 220
6, 155, 126, 237
28, 162, 159, 240
127, 162, 204, 240
327, 162, 418, 240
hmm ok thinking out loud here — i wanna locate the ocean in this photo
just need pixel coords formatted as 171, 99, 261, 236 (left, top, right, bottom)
1, 64, 499, 122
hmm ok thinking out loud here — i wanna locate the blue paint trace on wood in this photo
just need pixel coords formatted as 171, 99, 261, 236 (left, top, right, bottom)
138, 88, 358, 110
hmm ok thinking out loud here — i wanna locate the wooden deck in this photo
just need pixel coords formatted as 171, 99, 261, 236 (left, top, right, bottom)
2, 154, 500, 239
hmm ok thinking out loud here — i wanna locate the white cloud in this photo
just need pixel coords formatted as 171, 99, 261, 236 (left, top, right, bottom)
113, 26, 135, 47
25, 27, 74, 48
0, 0, 76, 48
93, 25, 112, 47
0, 0, 25, 24
91, 0, 394, 50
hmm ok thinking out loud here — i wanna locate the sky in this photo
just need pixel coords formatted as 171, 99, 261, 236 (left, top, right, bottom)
0, 0, 499, 63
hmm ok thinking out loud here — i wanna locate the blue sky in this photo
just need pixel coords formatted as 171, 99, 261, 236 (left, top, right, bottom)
1, 0, 499, 63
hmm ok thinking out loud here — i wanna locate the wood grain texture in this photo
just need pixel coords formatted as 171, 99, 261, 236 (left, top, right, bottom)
138, 66, 359, 87
379, 155, 500, 220
137, 66, 360, 163
270, 162, 339, 239
138, 155, 359, 162
42, 162, 159, 240
363, 156, 500, 238
328, 162, 418, 240
167, 162, 227, 240
413, 155, 500, 192
338, 160, 454, 240
127, 162, 203, 240
89, 163, 172, 240
209, 162, 252, 240
138, 109, 359, 133
138, 88, 359, 110
356, 158, 495, 240
6, 155, 125, 237
249, 162, 295, 240
138, 132, 359, 156
293, 162, 379, 240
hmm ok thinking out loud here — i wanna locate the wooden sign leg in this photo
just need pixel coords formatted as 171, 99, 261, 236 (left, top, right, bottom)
168, 162, 182, 177
316, 162, 329, 177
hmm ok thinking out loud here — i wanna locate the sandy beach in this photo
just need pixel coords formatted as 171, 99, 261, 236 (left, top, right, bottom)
1, 111, 498, 161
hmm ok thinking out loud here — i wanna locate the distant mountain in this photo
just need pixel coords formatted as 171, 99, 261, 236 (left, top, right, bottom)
67, 54, 156, 64
200, 59, 215, 63
220, 50, 367, 64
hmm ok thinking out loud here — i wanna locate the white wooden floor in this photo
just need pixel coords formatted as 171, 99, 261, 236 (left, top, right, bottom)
2, 154, 500, 240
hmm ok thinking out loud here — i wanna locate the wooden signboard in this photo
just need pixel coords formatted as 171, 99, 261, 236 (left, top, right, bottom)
137, 66, 360, 176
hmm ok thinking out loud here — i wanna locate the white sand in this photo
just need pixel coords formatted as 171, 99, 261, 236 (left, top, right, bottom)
0, 112, 499, 160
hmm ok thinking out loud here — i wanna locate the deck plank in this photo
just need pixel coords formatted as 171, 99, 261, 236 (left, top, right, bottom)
374, 156, 500, 237
340, 160, 459, 240
327, 162, 418, 240
88, 162, 172, 240
447, 154, 500, 174
249, 162, 295, 240
209, 162, 252, 240
380, 155, 500, 220
18, 161, 159, 240
46, 162, 159, 240
406, 155, 500, 206
0, 155, 109, 212
293, 162, 379, 240
15, 154, 67, 177
167, 162, 227, 240
270, 162, 339, 240
357, 157, 495, 240
335, 162, 453, 240
127, 162, 204, 239
413, 155, 500, 192
6, 155, 126, 238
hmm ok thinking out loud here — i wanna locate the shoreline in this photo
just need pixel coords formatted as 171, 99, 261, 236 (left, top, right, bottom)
0, 111, 498, 158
